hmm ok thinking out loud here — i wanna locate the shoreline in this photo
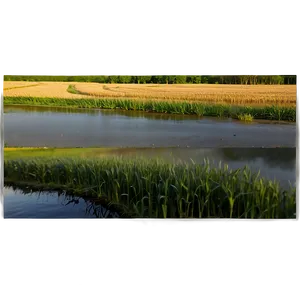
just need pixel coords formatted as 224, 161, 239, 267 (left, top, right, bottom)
3, 96, 296, 122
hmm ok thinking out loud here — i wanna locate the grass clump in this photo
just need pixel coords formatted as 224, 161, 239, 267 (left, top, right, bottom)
237, 113, 253, 122
67, 85, 80, 94
4, 157, 296, 218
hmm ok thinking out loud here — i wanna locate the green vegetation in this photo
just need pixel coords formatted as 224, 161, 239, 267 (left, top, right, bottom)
237, 113, 254, 122
2, 72, 106, 82
3, 96, 296, 121
4, 157, 296, 218
3, 75, 297, 85
67, 84, 80, 94
4, 147, 120, 160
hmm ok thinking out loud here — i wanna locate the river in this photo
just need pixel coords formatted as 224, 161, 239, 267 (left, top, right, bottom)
4, 105, 296, 147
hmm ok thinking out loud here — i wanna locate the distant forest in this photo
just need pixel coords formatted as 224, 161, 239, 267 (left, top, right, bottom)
4, 75, 296, 84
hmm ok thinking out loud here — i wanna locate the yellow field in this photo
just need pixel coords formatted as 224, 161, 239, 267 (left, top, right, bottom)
3, 81, 41, 90
3, 81, 93, 99
3, 81, 296, 106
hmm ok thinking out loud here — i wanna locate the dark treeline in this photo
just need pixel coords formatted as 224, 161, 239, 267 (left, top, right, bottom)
4, 75, 296, 84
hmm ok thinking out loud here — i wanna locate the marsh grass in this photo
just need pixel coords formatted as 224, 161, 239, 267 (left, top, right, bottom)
3, 96, 296, 121
238, 113, 254, 122
4, 157, 296, 218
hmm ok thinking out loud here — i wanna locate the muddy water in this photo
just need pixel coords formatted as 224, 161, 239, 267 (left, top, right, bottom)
3, 105, 296, 147
3, 187, 119, 218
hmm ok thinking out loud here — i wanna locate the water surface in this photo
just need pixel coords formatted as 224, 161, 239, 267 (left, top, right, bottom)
4, 105, 296, 147
3, 187, 119, 218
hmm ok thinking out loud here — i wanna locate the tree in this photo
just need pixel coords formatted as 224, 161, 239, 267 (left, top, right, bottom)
151, 76, 164, 84
175, 72, 186, 83
93, 76, 107, 83
119, 72, 132, 83
137, 72, 152, 83
207, 75, 220, 84
240, 76, 250, 85
249, 76, 258, 85
66, 72, 75, 81
109, 72, 119, 83
274, 76, 284, 84
220, 76, 224, 84
162, 72, 176, 84
186, 72, 202, 83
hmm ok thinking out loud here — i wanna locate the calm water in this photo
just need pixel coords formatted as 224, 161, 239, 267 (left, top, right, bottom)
3, 147, 296, 218
3, 187, 119, 218
4, 105, 296, 147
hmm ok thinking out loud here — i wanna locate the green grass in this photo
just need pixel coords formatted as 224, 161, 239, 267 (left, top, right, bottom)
237, 113, 254, 122
4, 147, 119, 160
3, 96, 296, 121
4, 157, 296, 218
67, 85, 81, 94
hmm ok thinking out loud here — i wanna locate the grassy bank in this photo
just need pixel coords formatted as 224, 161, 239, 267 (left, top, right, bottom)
3, 96, 296, 121
4, 147, 119, 160
4, 157, 296, 218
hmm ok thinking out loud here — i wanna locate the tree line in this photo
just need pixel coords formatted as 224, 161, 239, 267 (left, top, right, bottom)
3, 75, 296, 84
106, 72, 296, 84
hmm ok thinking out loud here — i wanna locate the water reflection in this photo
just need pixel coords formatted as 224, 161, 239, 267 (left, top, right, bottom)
4, 105, 295, 124
108, 147, 295, 169
4, 105, 202, 121
4, 186, 119, 218
221, 148, 296, 169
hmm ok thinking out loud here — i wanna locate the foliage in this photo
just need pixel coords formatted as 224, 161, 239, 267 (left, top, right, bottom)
3, 96, 296, 121
4, 157, 296, 218
1, 72, 296, 84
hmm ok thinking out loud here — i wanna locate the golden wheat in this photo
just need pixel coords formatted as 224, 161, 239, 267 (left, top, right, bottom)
3, 81, 94, 99
3, 81, 296, 106
4, 81, 41, 90
74, 83, 296, 105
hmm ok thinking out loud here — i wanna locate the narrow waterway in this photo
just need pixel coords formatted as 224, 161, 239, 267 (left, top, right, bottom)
4, 105, 296, 147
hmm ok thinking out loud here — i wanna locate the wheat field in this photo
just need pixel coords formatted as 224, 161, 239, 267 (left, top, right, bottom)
3, 81, 41, 90
3, 81, 296, 106
3, 81, 93, 99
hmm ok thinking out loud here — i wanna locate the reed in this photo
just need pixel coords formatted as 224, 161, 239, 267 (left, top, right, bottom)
3, 96, 296, 121
4, 157, 296, 218
237, 113, 254, 122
